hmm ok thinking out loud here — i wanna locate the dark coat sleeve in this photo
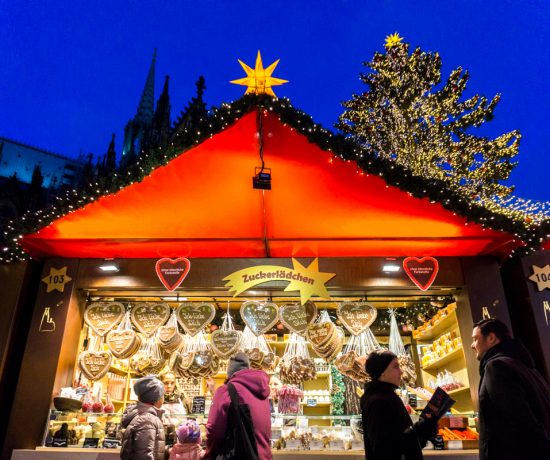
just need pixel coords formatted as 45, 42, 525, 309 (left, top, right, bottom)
484, 359, 550, 455
364, 397, 422, 460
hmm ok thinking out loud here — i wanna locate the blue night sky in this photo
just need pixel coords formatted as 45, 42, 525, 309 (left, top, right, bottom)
1, 0, 548, 202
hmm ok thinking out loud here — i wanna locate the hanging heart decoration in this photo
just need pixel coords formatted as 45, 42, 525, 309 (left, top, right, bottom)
337, 302, 377, 336
176, 302, 216, 336
306, 321, 335, 348
240, 301, 279, 336
157, 326, 183, 352
78, 351, 112, 381
210, 330, 242, 359
279, 301, 318, 336
131, 303, 171, 337
403, 257, 439, 291
106, 329, 141, 359
84, 302, 125, 337
155, 257, 191, 291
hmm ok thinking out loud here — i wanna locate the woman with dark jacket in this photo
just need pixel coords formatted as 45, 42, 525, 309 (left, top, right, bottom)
361, 350, 436, 460
203, 352, 271, 460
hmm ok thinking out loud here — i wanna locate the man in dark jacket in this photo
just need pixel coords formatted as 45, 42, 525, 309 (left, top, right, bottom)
472, 319, 550, 460
361, 350, 436, 460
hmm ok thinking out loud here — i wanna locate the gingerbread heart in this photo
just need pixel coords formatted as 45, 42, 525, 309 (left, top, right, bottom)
306, 322, 335, 347
78, 351, 112, 381
210, 330, 242, 359
337, 302, 377, 336
176, 302, 216, 336
279, 301, 317, 336
403, 257, 439, 291
131, 303, 171, 336
106, 329, 140, 359
84, 302, 125, 337
240, 301, 279, 336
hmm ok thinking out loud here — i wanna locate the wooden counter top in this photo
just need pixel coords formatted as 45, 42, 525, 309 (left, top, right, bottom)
12, 447, 479, 460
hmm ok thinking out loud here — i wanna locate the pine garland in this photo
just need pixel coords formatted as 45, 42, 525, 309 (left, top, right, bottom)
1, 94, 547, 262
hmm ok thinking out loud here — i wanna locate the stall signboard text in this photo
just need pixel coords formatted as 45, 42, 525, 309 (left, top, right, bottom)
223, 258, 335, 304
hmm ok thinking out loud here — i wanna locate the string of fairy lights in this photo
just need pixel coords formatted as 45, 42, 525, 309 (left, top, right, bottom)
1, 92, 548, 263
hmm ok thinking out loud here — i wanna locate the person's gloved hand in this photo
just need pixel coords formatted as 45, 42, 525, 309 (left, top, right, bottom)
412, 417, 439, 442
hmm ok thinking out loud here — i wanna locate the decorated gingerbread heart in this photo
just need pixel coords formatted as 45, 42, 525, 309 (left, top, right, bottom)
279, 301, 317, 336
210, 330, 242, 359
176, 302, 216, 336
84, 302, 125, 337
240, 301, 279, 336
131, 303, 171, 336
78, 351, 112, 381
337, 302, 377, 336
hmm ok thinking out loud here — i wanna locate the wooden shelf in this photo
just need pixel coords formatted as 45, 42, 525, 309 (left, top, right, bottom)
301, 401, 331, 406
422, 345, 464, 371
414, 309, 458, 341
447, 386, 470, 396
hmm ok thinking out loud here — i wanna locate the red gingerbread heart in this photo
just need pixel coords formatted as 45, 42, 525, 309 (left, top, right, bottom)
403, 257, 439, 291
155, 257, 191, 291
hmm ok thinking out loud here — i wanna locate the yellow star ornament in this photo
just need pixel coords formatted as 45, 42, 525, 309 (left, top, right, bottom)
385, 32, 404, 49
41, 266, 73, 293
230, 50, 288, 97
284, 258, 336, 304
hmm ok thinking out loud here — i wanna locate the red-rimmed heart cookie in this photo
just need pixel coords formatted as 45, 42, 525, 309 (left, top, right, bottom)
337, 302, 377, 336
176, 302, 216, 336
279, 301, 317, 336
240, 301, 279, 336
84, 302, 125, 337
78, 351, 112, 381
403, 257, 439, 291
210, 330, 242, 359
106, 329, 141, 359
131, 303, 171, 337
155, 257, 191, 291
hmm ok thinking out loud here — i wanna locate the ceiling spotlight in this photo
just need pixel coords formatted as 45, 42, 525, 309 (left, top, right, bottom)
99, 264, 119, 272
382, 264, 400, 273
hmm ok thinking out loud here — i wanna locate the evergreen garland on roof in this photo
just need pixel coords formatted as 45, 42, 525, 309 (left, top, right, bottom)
1, 94, 547, 262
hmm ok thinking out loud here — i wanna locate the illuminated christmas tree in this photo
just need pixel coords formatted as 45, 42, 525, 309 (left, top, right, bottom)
337, 33, 520, 199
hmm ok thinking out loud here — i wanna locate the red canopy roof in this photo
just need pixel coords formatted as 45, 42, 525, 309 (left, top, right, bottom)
20, 111, 519, 259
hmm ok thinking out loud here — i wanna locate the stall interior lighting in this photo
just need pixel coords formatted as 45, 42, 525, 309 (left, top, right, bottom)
382, 264, 400, 273
99, 264, 119, 272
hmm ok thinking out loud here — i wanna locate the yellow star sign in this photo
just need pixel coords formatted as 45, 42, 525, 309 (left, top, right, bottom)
284, 258, 336, 304
528, 265, 550, 292
42, 266, 73, 293
385, 32, 404, 48
230, 50, 288, 97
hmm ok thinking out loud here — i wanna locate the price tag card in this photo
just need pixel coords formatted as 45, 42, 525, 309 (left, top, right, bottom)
83, 437, 99, 448
102, 438, 121, 449
191, 396, 206, 414
447, 440, 463, 450
297, 417, 309, 429
449, 416, 465, 428
351, 440, 363, 450
310, 439, 324, 450
306, 398, 317, 406
329, 440, 345, 450
285, 439, 300, 450
87, 415, 98, 423
52, 437, 68, 448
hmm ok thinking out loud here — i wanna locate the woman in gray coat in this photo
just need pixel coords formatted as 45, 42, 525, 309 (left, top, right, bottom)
121, 376, 166, 460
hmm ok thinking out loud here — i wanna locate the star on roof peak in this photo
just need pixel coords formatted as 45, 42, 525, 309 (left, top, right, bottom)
230, 50, 288, 97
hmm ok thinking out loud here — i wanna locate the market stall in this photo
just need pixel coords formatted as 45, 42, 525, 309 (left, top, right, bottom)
4, 96, 523, 459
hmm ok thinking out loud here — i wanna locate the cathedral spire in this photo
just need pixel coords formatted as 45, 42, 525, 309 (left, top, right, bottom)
134, 48, 157, 125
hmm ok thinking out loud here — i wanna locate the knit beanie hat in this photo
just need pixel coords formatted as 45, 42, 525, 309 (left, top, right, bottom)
176, 420, 201, 444
134, 376, 165, 404
365, 350, 397, 380
227, 351, 250, 378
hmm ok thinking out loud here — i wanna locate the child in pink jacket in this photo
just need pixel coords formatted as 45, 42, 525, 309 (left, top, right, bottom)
169, 419, 203, 460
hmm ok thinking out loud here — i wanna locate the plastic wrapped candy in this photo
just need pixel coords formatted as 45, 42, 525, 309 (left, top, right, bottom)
277, 385, 303, 414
